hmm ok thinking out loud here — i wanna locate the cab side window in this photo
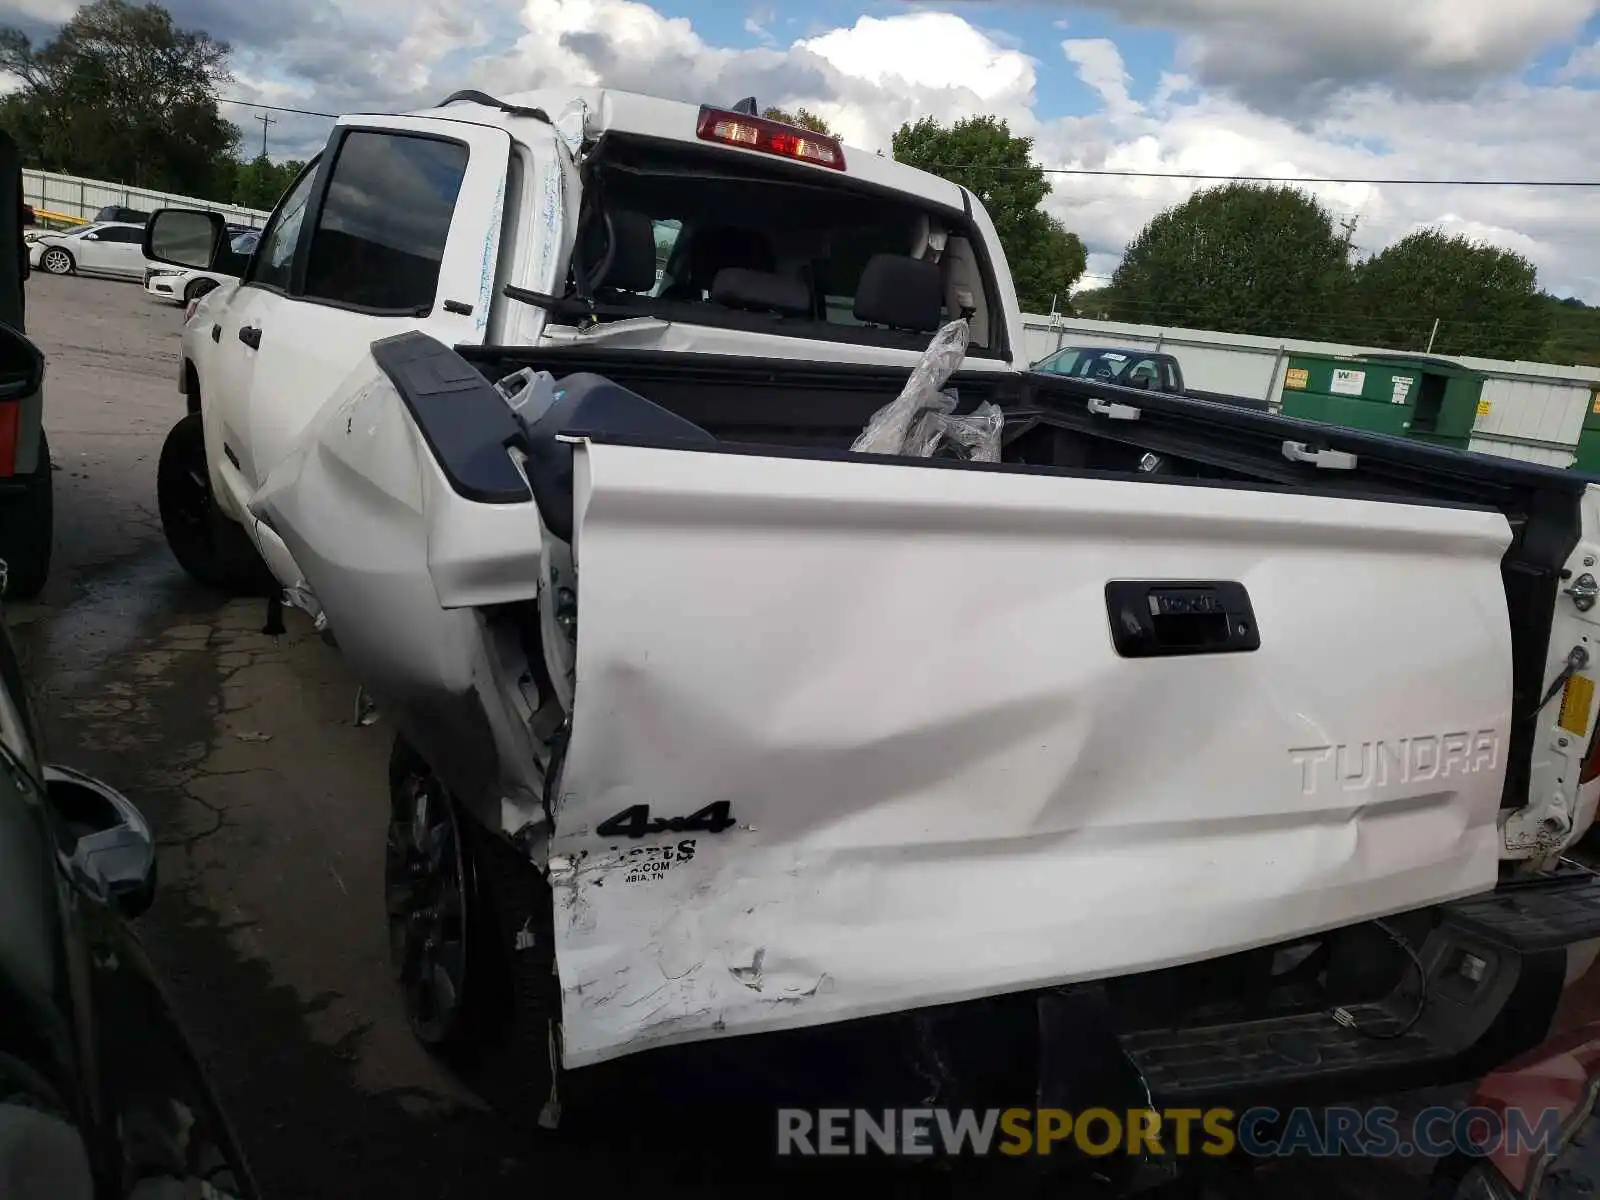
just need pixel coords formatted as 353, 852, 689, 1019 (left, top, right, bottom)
248, 159, 319, 293
300, 131, 468, 314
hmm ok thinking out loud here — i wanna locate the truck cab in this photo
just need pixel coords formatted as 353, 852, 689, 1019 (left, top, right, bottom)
147, 91, 1026, 565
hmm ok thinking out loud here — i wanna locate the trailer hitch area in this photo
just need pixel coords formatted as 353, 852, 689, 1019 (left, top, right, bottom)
1034, 987, 1180, 1193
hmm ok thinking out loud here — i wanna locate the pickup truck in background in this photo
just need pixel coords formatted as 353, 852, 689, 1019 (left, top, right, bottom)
142, 86, 1600, 1185
1033, 342, 1276, 411
1033, 344, 1189, 392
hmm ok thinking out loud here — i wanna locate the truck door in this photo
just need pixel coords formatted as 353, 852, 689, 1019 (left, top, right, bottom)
209, 114, 517, 520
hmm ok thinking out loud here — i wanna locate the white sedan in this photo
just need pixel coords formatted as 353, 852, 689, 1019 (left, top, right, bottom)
145, 230, 260, 306
28, 221, 151, 280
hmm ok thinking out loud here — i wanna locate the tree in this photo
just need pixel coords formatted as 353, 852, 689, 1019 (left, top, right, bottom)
0, 0, 239, 197
230, 154, 306, 211
763, 106, 832, 134
1351, 229, 1551, 360
891, 115, 1086, 313
1109, 183, 1352, 339
1540, 295, 1600, 368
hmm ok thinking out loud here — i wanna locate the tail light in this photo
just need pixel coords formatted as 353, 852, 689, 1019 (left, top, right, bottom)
0, 401, 17, 477
1581, 713, 1600, 786
184, 298, 200, 323
695, 107, 845, 170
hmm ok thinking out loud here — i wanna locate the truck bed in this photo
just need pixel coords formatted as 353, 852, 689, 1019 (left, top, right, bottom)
460, 342, 1589, 826
250, 330, 1600, 1079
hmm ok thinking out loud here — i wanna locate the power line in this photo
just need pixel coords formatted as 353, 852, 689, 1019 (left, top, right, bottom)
923, 165, 1600, 187
209, 98, 1600, 187
219, 97, 339, 119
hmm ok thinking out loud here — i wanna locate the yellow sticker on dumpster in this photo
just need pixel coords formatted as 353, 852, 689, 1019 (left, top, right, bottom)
1477, 399, 1492, 418
1285, 368, 1309, 390
1591, 388, 1600, 415
1561, 673, 1595, 737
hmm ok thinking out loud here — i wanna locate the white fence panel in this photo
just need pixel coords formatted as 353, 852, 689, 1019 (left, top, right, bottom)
23, 168, 272, 229
1467, 437, 1575, 468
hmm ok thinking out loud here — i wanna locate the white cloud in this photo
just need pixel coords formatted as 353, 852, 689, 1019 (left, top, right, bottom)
0, 0, 74, 20
1559, 40, 1600, 79
1072, 0, 1600, 109
797, 13, 1035, 106
1061, 38, 1139, 119
744, 9, 775, 46
1034, 76, 1600, 302
7, 0, 1599, 301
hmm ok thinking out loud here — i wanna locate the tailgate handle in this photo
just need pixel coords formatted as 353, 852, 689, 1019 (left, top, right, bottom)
1282, 440, 1357, 470
1105, 581, 1261, 658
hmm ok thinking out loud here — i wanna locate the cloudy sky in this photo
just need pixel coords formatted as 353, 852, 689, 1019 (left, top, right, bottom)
5, 0, 1600, 300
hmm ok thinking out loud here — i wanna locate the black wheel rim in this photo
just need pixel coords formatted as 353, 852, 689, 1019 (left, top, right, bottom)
386, 763, 468, 1045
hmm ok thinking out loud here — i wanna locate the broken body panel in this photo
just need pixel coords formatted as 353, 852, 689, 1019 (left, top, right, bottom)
157, 83, 1600, 1087
249, 335, 1590, 1070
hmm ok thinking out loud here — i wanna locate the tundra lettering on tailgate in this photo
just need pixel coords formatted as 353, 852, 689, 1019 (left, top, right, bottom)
1289, 731, 1501, 795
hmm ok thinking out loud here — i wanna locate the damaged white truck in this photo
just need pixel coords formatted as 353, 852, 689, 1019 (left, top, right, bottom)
145, 87, 1600, 1177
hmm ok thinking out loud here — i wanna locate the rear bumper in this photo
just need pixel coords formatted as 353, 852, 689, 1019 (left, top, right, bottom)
1114, 866, 1600, 1111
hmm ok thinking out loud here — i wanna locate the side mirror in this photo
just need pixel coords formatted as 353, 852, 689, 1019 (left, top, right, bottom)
44, 764, 157, 920
81, 231, 99, 241
0, 321, 44, 402
144, 208, 244, 276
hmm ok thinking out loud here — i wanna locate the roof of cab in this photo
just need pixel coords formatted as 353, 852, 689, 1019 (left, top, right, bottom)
399, 86, 972, 216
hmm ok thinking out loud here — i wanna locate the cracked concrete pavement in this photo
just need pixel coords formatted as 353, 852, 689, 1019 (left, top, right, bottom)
11, 271, 1600, 1200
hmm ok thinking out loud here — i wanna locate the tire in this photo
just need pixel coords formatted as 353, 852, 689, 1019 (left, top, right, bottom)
387, 735, 560, 1123
39, 247, 74, 276
386, 736, 486, 1056
184, 277, 217, 305
0, 430, 53, 601
470, 806, 560, 1129
155, 412, 276, 595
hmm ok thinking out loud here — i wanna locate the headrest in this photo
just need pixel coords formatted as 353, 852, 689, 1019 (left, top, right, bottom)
710, 268, 810, 317
854, 254, 943, 332
580, 208, 658, 293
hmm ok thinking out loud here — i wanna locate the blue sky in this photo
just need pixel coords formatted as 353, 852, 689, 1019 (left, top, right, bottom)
3, 0, 1599, 301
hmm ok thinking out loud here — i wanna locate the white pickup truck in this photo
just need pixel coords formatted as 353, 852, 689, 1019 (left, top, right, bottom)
144, 86, 1600, 1164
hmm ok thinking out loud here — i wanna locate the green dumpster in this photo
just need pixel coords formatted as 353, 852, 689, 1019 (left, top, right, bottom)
1573, 389, 1600, 474
1279, 353, 1486, 450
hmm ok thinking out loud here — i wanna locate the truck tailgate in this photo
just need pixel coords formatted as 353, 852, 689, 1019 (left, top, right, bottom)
551, 439, 1516, 1068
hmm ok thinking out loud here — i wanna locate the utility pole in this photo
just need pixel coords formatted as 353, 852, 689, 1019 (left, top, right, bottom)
1337, 213, 1359, 258
255, 113, 277, 159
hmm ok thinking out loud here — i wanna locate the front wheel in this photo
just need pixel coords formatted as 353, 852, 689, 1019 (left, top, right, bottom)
184, 277, 218, 305
39, 247, 74, 276
155, 412, 276, 595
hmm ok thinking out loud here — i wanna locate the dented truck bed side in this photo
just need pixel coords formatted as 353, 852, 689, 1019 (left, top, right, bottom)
250, 331, 1600, 1069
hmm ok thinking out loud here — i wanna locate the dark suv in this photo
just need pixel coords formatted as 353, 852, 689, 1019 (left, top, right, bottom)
92, 205, 149, 226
